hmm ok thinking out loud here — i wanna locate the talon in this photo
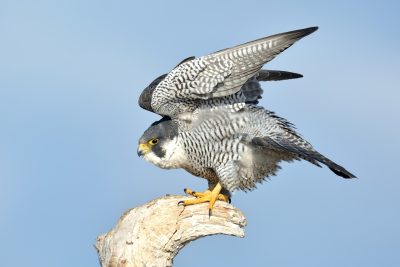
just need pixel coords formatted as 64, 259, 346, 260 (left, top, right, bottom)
178, 201, 184, 206
184, 188, 200, 197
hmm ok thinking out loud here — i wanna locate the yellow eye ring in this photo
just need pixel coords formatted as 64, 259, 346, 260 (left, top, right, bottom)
149, 139, 159, 145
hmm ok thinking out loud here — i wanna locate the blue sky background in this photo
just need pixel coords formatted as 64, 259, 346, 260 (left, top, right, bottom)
1, 0, 399, 266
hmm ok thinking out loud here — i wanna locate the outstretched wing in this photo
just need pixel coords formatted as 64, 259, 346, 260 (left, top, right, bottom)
145, 27, 317, 117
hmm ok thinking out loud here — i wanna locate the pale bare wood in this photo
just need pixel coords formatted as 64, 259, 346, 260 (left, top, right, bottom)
96, 195, 247, 267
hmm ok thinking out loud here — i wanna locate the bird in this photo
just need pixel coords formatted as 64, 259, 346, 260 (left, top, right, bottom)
137, 27, 356, 214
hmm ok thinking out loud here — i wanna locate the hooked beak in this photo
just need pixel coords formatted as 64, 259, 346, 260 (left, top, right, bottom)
137, 143, 150, 157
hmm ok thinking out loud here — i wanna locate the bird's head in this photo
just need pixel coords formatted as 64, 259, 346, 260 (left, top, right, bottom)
137, 117, 182, 168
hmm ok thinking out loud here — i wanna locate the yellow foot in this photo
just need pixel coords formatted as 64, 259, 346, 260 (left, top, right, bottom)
184, 188, 230, 202
179, 183, 230, 215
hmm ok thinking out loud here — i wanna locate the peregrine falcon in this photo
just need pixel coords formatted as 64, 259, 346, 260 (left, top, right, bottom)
137, 27, 356, 213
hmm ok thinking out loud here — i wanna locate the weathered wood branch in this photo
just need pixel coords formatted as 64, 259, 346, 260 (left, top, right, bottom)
96, 195, 247, 267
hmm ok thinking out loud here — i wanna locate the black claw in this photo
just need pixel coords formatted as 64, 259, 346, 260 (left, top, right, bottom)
183, 188, 188, 194
208, 209, 212, 217
178, 201, 184, 206
228, 198, 231, 204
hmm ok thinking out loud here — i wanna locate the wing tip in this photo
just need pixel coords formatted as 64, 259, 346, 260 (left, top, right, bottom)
256, 70, 303, 81
304, 26, 319, 34
328, 166, 357, 179
293, 73, 304, 79
289, 26, 319, 39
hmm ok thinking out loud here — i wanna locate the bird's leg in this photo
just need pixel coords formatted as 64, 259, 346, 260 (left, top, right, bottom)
208, 183, 222, 212
180, 183, 230, 214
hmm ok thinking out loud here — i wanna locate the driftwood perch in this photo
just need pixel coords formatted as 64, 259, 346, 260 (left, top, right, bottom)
96, 195, 247, 267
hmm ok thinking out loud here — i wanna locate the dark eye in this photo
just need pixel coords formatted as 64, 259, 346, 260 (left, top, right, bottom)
149, 139, 159, 145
